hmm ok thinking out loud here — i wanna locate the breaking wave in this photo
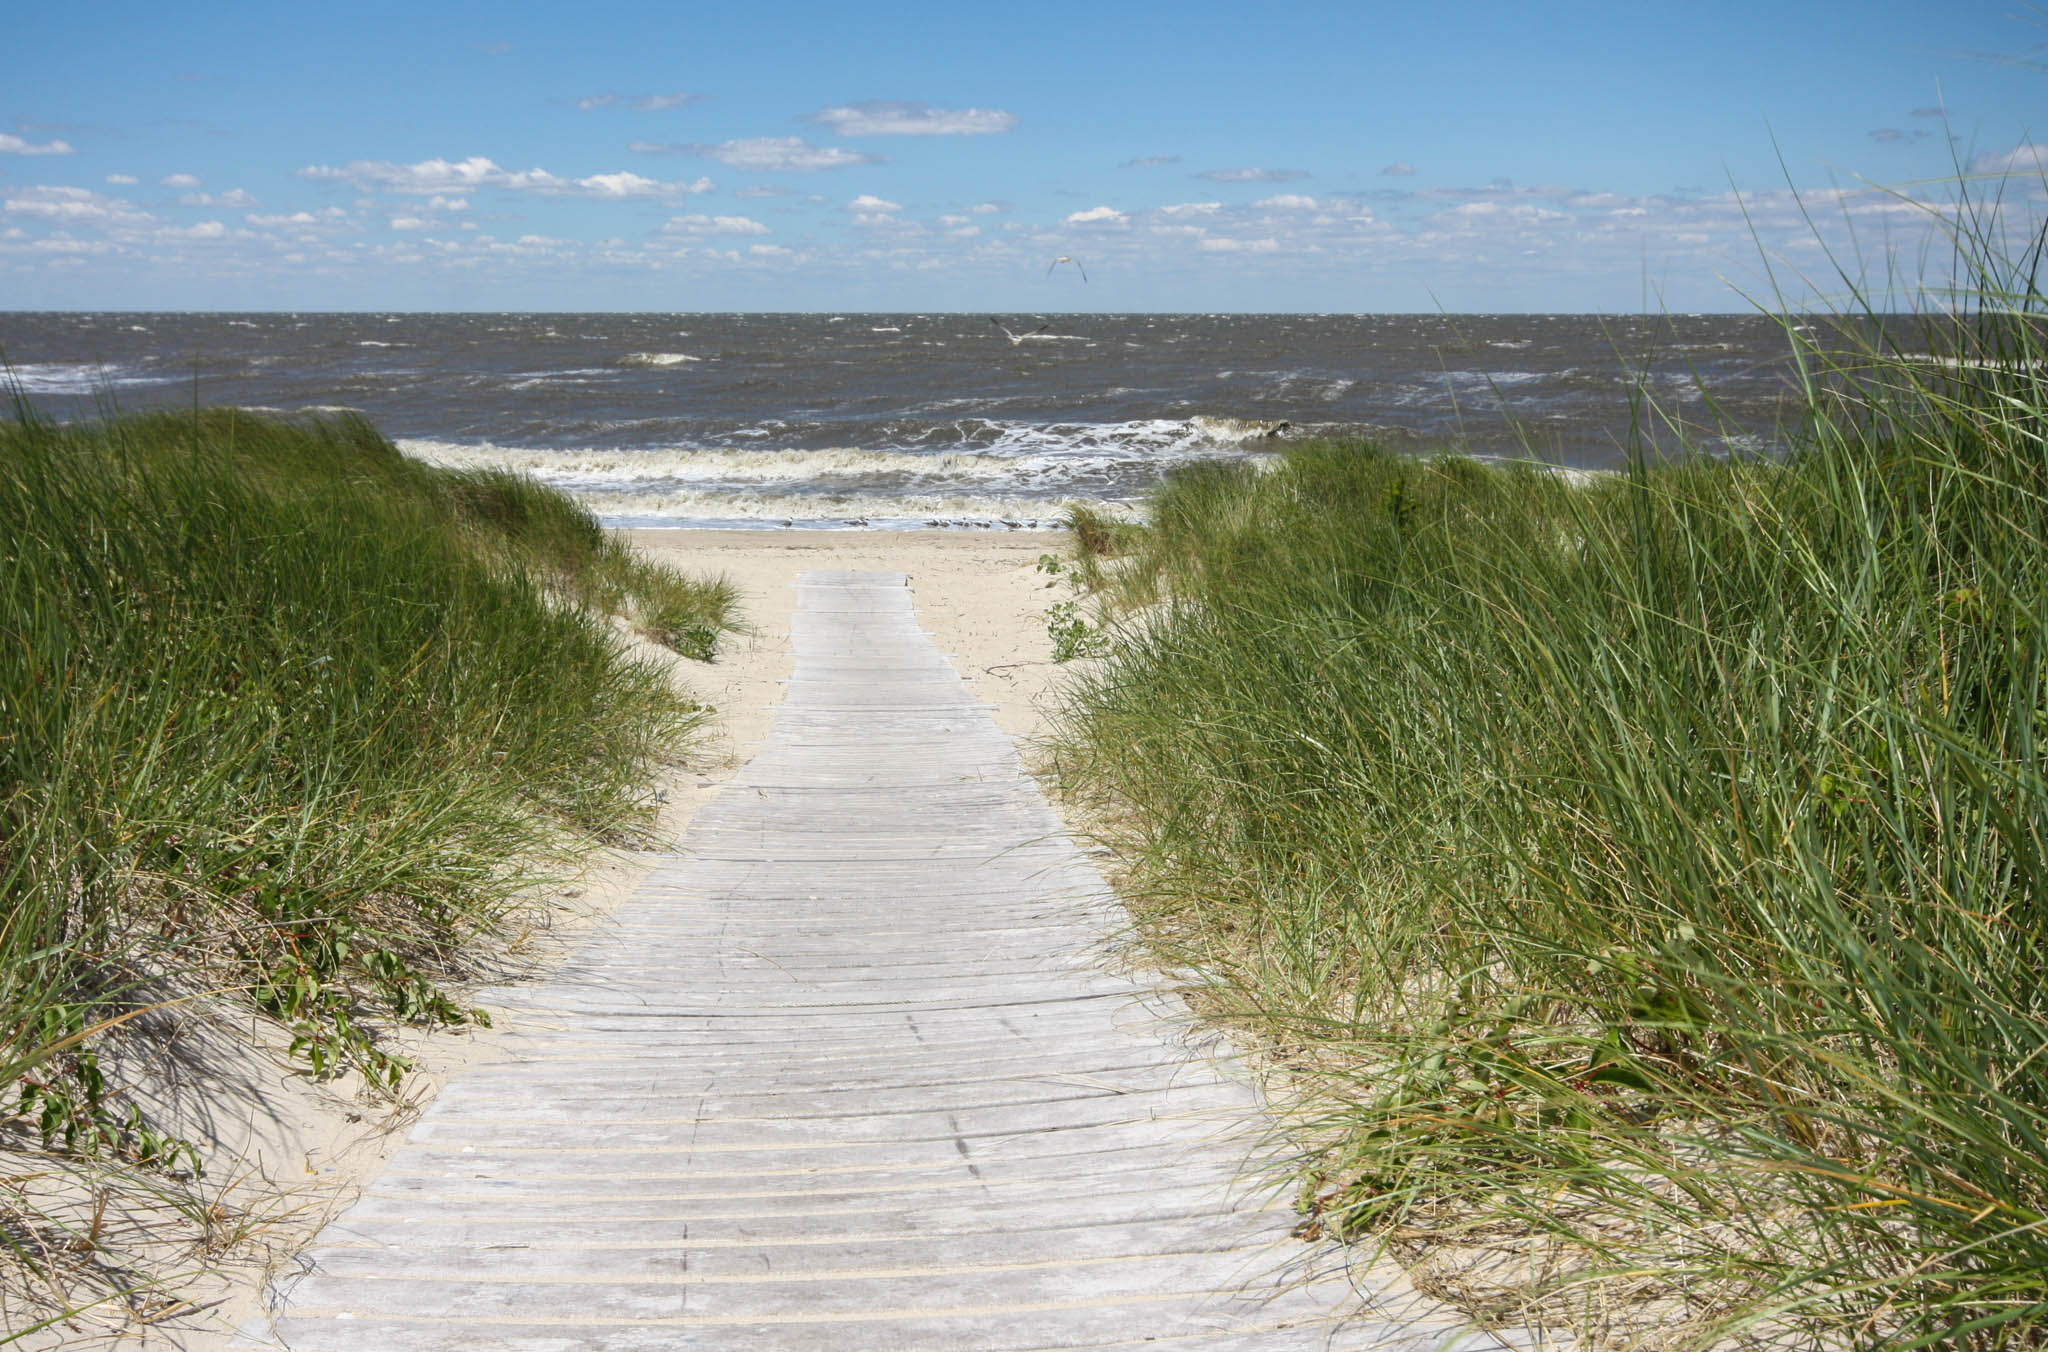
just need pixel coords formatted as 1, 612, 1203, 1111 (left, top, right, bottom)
4, 362, 181, 395
575, 486, 1094, 529
618, 352, 703, 367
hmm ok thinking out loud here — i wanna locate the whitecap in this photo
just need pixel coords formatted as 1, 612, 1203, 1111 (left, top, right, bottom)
5, 362, 180, 395
618, 352, 702, 367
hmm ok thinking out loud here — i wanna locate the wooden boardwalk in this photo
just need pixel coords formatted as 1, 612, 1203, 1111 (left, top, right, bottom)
234, 571, 1514, 1351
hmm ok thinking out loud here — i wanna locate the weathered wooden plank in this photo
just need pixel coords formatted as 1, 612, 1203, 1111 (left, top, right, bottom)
232, 570, 1503, 1351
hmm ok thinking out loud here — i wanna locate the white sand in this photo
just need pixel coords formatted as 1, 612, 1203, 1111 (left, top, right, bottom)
13, 530, 1083, 1349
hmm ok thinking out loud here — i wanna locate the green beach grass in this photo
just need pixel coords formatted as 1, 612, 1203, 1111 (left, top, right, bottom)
1048, 232, 2047, 1342
0, 404, 734, 1329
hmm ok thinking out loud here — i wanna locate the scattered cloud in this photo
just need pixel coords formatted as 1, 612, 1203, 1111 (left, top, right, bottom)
1255, 194, 1319, 209
1199, 167, 1310, 183
750, 243, 793, 257
578, 170, 714, 199
846, 194, 906, 227
3, 185, 150, 223
578, 91, 704, 112
1065, 205, 1126, 225
1159, 201, 1221, 217
662, 213, 771, 235
180, 188, 258, 207
695, 137, 884, 171
105, 173, 138, 185
1912, 105, 1947, 118
298, 155, 711, 199
969, 201, 1006, 214
1972, 142, 2048, 176
1381, 162, 1416, 177
1121, 154, 1181, 168
1869, 128, 1929, 144
390, 216, 426, 231
0, 133, 72, 156
805, 100, 1015, 136
161, 173, 202, 188
1200, 236, 1279, 252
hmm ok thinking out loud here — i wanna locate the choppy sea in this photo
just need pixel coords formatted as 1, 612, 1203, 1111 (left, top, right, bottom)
0, 312, 1808, 529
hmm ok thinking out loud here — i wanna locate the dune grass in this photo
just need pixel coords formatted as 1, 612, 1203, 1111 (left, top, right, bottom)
1048, 229, 2046, 1343
0, 404, 733, 1192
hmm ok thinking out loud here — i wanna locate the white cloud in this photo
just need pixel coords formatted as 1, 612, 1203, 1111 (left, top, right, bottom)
750, 243, 793, 257
105, 173, 138, 184
576, 93, 619, 110
1121, 154, 1181, 168
2, 185, 149, 223
699, 138, 883, 171
1198, 168, 1310, 183
663, 213, 771, 235
937, 213, 969, 226
427, 194, 469, 212
1065, 205, 1126, 225
161, 172, 201, 188
165, 220, 226, 239
301, 156, 558, 193
1255, 194, 1319, 209
0, 133, 73, 156
247, 211, 321, 227
1973, 143, 2048, 176
180, 188, 258, 208
390, 216, 426, 230
1159, 201, 1222, 217
578, 170, 712, 199
1381, 162, 1416, 177
298, 155, 711, 200
850, 194, 902, 213
1200, 236, 1280, 252
969, 202, 1005, 215
805, 101, 1016, 136
635, 92, 703, 111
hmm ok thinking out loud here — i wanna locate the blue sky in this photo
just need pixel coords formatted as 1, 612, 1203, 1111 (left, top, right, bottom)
3, 0, 2043, 312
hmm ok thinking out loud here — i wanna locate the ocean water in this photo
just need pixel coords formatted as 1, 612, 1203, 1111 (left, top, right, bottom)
0, 312, 1808, 529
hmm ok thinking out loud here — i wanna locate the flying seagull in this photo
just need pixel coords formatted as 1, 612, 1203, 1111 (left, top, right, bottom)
990, 317, 1053, 345
1048, 255, 1088, 282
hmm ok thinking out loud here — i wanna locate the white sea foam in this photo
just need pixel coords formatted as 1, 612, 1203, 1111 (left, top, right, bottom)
396, 417, 1276, 490
1189, 415, 1295, 443
573, 485, 1099, 527
398, 441, 1169, 489
356, 340, 404, 348
618, 352, 702, 367
5, 362, 179, 395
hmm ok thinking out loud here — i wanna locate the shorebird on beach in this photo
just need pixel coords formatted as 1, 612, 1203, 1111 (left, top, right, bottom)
989, 317, 1053, 345
1048, 255, 1088, 282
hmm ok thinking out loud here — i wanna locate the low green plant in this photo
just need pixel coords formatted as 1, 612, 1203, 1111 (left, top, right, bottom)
0, 404, 731, 1184
1045, 599, 1108, 662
